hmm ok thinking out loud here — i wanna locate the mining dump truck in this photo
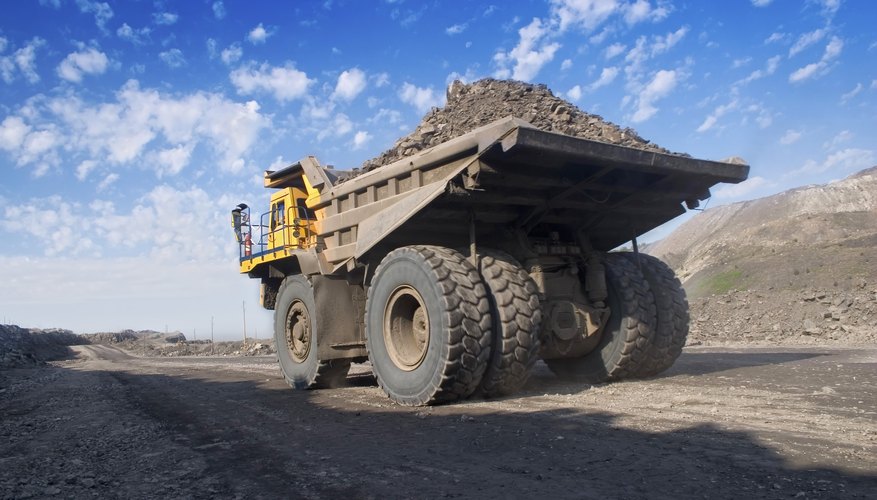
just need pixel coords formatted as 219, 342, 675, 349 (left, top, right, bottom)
231, 117, 748, 406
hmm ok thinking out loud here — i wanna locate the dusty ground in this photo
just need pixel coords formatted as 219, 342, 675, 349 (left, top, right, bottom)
1, 344, 875, 499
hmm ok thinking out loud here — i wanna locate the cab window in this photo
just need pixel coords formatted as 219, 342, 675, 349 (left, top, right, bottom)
272, 201, 285, 229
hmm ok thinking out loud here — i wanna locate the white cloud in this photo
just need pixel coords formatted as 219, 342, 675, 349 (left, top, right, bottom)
751, 0, 773, 6
789, 62, 822, 82
5, 80, 269, 174
75, 159, 98, 180
57, 47, 109, 82
96, 172, 119, 192
747, 104, 773, 129
823, 130, 852, 150
1, 186, 238, 260
764, 32, 786, 44
153, 144, 194, 177
0, 37, 46, 84
818, 0, 841, 16
352, 130, 371, 150
0, 116, 32, 152
493, 17, 560, 81
248, 23, 273, 44
398, 82, 444, 113
823, 36, 843, 59
117, 23, 151, 45
779, 129, 802, 145
631, 69, 677, 123
604, 42, 626, 59
76, 0, 113, 33
696, 100, 738, 133
221, 43, 243, 65
550, 0, 622, 32
560, 58, 573, 70
714, 176, 769, 199
0, 37, 6, 53
316, 113, 353, 141
789, 28, 826, 57
159, 48, 186, 68
651, 26, 688, 54
567, 85, 582, 101
623, 0, 669, 25
373, 72, 390, 88
213, 1, 226, 19
153, 12, 178, 25
332, 68, 367, 101
446, 23, 467, 35
792, 148, 876, 176
588, 66, 619, 91
731, 57, 752, 69
369, 108, 402, 125
789, 36, 842, 83
840, 83, 863, 104
230, 62, 313, 102
737, 55, 781, 86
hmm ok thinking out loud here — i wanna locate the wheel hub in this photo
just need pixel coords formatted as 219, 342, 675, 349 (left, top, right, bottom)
286, 300, 311, 362
384, 286, 429, 371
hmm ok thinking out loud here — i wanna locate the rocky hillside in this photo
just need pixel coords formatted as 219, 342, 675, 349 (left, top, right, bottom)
649, 166, 877, 296
648, 166, 877, 345
360, 78, 675, 171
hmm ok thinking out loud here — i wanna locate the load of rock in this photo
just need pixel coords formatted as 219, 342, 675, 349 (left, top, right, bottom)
0, 325, 87, 368
360, 78, 674, 172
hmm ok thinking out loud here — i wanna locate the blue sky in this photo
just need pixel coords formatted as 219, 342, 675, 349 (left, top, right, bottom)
1, 0, 874, 337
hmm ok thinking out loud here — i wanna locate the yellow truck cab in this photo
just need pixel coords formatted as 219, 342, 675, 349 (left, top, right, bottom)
232, 158, 325, 275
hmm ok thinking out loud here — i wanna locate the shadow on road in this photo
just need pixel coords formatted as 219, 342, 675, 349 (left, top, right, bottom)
661, 350, 830, 377
3, 355, 872, 500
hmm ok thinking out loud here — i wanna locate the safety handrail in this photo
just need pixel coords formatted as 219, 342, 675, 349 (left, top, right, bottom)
239, 205, 314, 260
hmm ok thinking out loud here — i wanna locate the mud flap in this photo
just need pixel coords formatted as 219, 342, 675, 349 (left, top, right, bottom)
312, 275, 367, 360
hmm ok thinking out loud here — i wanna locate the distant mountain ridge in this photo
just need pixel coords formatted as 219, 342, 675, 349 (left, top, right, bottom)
648, 166, 877, 298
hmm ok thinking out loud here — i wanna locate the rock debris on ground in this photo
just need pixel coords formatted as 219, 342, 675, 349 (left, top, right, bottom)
688, 284, 877, 346
359, 78, 676, 172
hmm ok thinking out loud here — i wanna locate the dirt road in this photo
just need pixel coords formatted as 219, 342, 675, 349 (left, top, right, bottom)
1, 344, 875, 499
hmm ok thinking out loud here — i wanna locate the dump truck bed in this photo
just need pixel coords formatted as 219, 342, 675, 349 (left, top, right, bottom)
265, 117, 749, 274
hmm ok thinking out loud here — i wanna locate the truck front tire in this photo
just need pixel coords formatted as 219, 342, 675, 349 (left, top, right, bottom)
365, 246, 492, 406
275, 276, 350, 389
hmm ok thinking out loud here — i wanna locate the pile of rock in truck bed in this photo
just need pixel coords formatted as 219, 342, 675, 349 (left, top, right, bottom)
360, 78, 675, 172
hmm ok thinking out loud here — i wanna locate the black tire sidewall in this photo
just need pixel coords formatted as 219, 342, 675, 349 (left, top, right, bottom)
366, 252, 448, 402
274, 276, 319, 388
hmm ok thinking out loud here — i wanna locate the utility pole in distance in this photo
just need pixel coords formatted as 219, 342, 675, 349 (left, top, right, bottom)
242, 300, 247, 346
211, 316, 214, 355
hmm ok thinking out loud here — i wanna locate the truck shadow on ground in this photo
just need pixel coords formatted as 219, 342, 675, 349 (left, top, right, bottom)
3, 357, 872, 500
657, 350, 830, 377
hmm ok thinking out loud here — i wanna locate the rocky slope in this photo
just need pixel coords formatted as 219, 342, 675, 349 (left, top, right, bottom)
0, 325, 87, 368
360, 78, 675, 171
648, 166, 877, 345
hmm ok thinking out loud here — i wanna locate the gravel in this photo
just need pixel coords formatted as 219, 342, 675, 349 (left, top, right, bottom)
359, 78, 677, 172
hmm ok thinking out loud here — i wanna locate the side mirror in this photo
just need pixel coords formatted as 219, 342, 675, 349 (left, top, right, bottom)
231, 203, 248, 242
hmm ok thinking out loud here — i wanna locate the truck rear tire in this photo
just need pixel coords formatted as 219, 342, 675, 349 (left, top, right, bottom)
476, 250, 542, 398
621, 253, 689, 377
275, 276, 350, 389
545, 254, 656, 383
365, 246, 492, 406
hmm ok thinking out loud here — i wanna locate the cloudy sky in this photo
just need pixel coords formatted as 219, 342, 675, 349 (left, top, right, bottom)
1, 0, 874, 337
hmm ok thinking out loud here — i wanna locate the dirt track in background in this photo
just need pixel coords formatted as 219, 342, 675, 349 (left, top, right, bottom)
2, 344, 875, 499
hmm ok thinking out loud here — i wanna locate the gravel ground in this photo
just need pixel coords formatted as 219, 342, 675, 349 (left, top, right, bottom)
1, 343, 875, 499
